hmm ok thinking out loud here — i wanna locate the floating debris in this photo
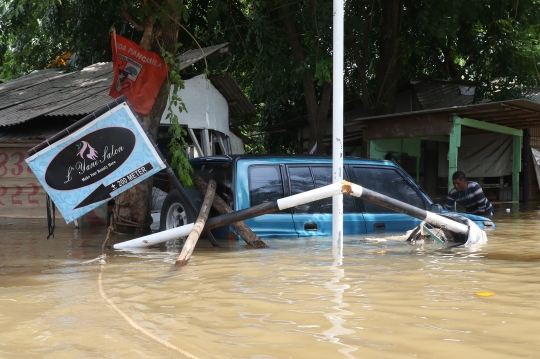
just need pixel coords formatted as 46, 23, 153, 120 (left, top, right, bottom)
475, 291, 495, 297
365, 237, 387, 242
82, 254, 107, 265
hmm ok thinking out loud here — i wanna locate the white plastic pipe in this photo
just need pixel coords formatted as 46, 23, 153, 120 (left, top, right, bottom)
114, 223, 194, 249
277, 182, 343, 210
345, 182, 469, 235
115, 183, 343, 249
115, 181, 478, 249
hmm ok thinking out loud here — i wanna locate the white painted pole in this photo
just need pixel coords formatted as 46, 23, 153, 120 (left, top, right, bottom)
345, 183, 470, 235
332, 0, 345, 245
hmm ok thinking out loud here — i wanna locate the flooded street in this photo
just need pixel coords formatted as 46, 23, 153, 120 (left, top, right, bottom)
1, 204, 540, 359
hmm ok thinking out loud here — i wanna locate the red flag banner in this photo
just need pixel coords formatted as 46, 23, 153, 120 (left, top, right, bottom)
109, 33, 169, 115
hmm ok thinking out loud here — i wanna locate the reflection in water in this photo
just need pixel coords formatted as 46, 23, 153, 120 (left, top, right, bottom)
1, 204, 540, 358
323, 243, 357, 357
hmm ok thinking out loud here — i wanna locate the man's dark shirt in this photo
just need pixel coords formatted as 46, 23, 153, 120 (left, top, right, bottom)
443, 181, 494, 215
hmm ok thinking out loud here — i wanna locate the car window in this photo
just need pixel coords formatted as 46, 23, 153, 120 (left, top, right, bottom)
192, 162, 233, 204
352, 166, 426, 213
311, 167, 356, 214
289, 167, 318, 213
249, 165, 285, 208
289, 166, 356, 214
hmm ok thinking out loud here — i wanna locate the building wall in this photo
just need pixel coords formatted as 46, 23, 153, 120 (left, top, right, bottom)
161, 75, 229, 134
530, 127, 540, 149
0, 142, 116, 227
0, 144, 63, 221
229, 131, 245, 154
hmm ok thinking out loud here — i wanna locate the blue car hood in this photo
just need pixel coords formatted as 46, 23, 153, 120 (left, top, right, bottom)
440, 209, 494, 228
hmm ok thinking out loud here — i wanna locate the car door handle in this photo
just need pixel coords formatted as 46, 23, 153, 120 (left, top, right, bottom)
373, 222, 385, 230
304, 222, 318, 231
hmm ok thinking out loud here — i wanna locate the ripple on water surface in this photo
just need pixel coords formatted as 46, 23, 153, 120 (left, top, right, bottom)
1, 210, 540, 358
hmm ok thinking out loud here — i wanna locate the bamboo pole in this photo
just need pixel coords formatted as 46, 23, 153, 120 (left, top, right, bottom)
190, 173, 267, 248
173, 180, 216, 267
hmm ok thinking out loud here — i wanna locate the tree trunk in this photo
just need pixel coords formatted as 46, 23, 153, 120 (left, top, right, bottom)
279, 1, 332, 154
112, 2, 180, 235
374, 0, 402, 115
346, 0, 376, 116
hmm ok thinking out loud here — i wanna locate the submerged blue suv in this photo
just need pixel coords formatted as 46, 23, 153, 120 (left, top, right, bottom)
159, 155, 494, 238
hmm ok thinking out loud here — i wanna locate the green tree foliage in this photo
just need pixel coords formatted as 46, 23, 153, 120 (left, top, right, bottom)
240, 0, 334, 153
344, 0, 540, 116
0, 0, 192, 232
2, 0, 540, 152
0, 0, 126, 80
345, 0, 404, 116
405, 0, 540, 101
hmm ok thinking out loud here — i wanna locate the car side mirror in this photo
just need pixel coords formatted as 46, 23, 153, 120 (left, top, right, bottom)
430, 203, 442, 213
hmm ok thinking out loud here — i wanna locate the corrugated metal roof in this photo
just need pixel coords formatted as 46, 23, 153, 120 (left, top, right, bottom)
525, 89, 540, 104
0, 70, 71, 110
355, 99, 540, 129
209, 73, 257, 116
178, 43, 229, 70
0, 63, 114, 127
0, 42, 254, 128
414, 81, 475, 110
0, 69, 61, 95
47, 92, 115, 117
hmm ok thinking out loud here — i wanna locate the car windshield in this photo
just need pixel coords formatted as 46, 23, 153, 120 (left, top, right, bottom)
385, 160, 433, 204
192, 161, 233, 204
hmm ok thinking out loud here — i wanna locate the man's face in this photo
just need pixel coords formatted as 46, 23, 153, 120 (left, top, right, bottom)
453, 178, 467, 192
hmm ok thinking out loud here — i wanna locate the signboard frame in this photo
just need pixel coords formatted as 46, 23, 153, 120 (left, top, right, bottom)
26, 96, 166, 223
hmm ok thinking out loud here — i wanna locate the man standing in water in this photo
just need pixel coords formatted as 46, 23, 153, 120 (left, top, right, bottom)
444, 171, 494, 216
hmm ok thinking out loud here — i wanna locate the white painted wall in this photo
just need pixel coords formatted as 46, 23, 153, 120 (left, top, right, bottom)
160, 74, 229, 134
229, 131, 245, 154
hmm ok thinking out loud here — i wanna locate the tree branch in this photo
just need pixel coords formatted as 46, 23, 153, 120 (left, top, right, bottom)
122, 7, 145, 32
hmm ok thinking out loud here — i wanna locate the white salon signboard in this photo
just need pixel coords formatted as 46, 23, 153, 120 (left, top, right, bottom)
26, 98, 166, 223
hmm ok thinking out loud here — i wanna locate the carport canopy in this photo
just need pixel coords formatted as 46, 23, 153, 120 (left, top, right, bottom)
350, 99, 540, 201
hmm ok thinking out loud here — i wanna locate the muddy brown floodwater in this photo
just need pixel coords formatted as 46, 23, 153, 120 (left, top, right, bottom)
1, 203, 540, 358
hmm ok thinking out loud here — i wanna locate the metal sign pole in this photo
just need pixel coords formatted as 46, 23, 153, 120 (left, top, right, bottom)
332, 0, 344, 245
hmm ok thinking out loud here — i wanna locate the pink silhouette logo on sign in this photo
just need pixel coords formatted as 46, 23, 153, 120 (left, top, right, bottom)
76, 141, 98, 160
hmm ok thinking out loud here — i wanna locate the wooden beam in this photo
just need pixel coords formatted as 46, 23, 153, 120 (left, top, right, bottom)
501, 103, 537, 113
489, 113, 540, 121
455, 116, 523, 136
456, 106, 515, 117
415, 136, 449, 142
174, 180, 216, 267
362, 113, 451, 141
465, 110, 525, 120
487, 118, 540, 127
448, 120, 461, 192
523, 129, 531, 203
513, 135, 521, 201
191, 173, 268, 248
